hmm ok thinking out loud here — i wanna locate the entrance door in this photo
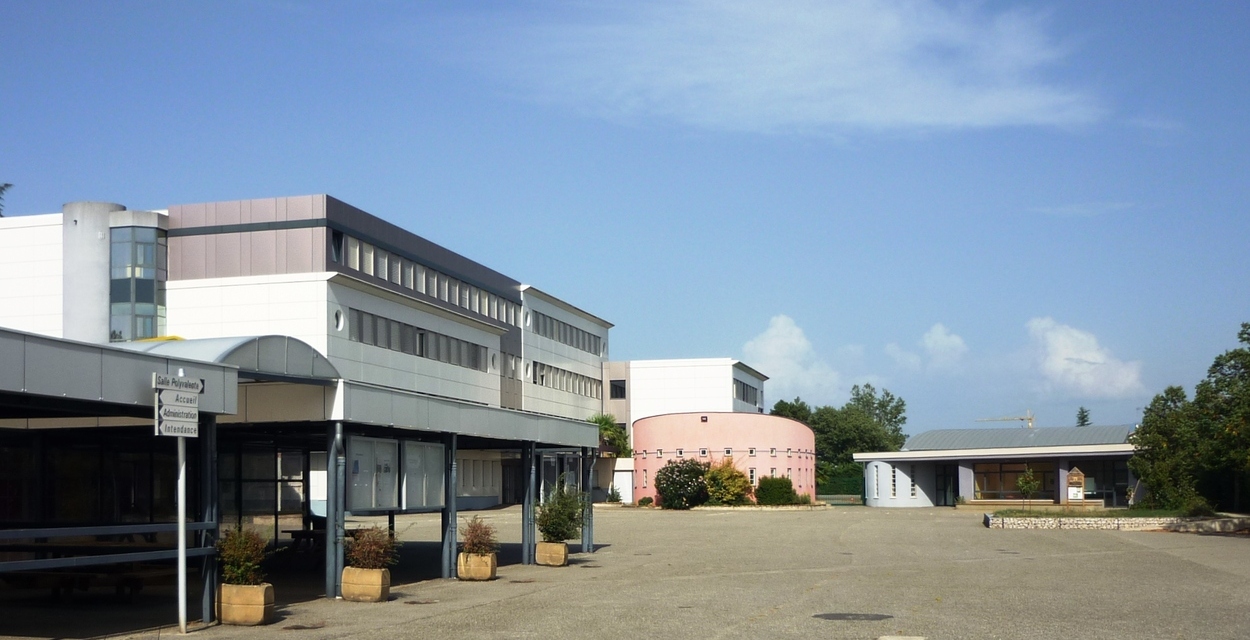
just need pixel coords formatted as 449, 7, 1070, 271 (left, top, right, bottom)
935, 464, 957, 506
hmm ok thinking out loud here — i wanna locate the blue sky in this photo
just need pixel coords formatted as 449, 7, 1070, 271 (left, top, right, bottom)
3, 1, 1248, 434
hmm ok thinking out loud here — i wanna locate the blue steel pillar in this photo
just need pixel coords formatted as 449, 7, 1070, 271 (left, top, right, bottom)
199, 414, 217, 622
521, 441, 535, 565
441, 433, 458, 578
325, 422, 345, 598
581, 447, 594, 553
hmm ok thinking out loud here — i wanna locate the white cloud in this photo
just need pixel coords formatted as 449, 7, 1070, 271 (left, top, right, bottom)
743, 315, 841, 404
886, 323, 966, 373
885, 342, 922, 372
1026, 317, 1144, 398
921, 323, 968, 370
474, 0, 1103, 134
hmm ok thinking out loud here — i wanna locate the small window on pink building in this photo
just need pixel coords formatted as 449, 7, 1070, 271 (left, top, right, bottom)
677, 449, 684, 458
700, 448, 708, 457
749, 448, 756, 457
770, 448, 777, 457
724, 448, 732, 456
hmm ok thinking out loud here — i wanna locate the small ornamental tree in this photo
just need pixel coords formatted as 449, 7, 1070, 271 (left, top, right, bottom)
460, 516, 499, 555
654, 459, 709, 509
755, 476, 799, 506
705, 458, 753, 505
1016, 467, 1040, 511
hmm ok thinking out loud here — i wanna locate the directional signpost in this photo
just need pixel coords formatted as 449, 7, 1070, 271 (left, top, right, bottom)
154, 372, 204, 634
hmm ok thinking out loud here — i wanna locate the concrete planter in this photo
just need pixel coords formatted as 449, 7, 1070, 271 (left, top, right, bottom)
341, 567, 390, 602
217, 583, 274, 626
536, 541, 568, 567
457, 552, 497, 581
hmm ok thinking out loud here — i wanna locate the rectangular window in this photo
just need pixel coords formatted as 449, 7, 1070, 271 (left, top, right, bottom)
643, 469, 647, 488
361, 243, 374, 276
610, 379, 627, 399
787, 468, 792, 479
348, 237, 360, 270
770, 468, 776, 478
656, 449, 663, 458
770, 448, 777, 457
749, 448, 756, 457
677, 449, 684, 458
390, 256, 401, 284
724, 448, 733, 456
361, 312, 375, 345
749, 468, 757, 485
891, 466, 897, 498
699, 449, 708, 457
910, 464, 918, 498
787, 448, 792, 457
873, 464, 880, 499
402, 260, 414, 289
349, 309, 362, 342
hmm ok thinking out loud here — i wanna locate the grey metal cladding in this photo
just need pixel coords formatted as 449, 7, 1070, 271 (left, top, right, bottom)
902, 425, 1135, 451
27, 339, 102, 401
0, 331, 24, 392
324, 196, 522, 301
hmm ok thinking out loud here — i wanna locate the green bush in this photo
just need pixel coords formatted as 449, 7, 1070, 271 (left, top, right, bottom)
756, 476, 800, 505
346, 526, 400, 569
637, 496, 653, 507
705, 458, 753, 505
654, 459, 709, 509
606, 485, 622, 503
1183, 496, 1217, 518
217, 528, 269, 585
537, 477, 583, 542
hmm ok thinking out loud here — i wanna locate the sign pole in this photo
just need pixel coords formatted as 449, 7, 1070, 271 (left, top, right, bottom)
178, 434, 187, 634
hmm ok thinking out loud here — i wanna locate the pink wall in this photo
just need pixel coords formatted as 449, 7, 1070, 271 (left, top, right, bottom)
632, 412, 817, 504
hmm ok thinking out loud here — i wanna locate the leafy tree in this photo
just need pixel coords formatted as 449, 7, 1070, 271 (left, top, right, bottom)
1128, 387, 1202, 509
537, 476, 583, 542
772, 389, 907, 488
847, 384, 907, 450
653, 459, 709, 510
770, 398, 812, 425
1129, 323, 1250, 511
1076, 406, 1091, 427
755, 476, 800, 505
589, 413, 631, 457
0, 183, 10, 217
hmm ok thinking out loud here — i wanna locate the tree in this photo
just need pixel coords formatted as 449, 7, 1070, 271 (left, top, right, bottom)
1076, 406, 1091, 427
1128, 387, 1202, 509
1016, 466, 1040, 511
589, 413, 630, 457
653, 459, 709, 510
847, 384, 907, 450
0, 183, 11, 217
770, 398, 812, 425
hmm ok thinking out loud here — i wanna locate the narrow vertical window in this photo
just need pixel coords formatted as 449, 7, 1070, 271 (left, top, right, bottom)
910, 464, 918, 498
891, 466, 897, 498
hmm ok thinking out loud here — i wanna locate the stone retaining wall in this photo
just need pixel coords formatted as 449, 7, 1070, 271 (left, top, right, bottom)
984, 514, 1188, 530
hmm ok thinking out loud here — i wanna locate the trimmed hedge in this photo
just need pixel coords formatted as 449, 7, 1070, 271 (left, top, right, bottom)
756, 476, 800, 506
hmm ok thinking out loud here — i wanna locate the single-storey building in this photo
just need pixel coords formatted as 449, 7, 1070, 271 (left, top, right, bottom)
853, 425, 1136, 508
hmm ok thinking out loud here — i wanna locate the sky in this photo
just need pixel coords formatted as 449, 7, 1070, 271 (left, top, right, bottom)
2, 1, 1248, 435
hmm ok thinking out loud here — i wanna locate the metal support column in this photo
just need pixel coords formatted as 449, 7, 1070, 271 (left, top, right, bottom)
199, 414, 218, 623
581, 447, 594, 553
521, 441, 535, 565
441, 433, 458, 578
325, 422, 345, 598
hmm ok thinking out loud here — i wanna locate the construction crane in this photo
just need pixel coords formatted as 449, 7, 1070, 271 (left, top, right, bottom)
977, 409, 1035, 429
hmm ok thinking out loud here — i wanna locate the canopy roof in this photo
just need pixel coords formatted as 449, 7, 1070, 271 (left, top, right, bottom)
902, 425, 1134, 451
118, 335, 339, 384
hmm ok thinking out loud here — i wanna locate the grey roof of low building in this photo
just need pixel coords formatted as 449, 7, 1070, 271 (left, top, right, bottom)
901, 425, 1134, 451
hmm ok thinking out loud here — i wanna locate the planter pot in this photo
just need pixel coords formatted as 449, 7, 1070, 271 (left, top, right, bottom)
341, 567, 390, 603
536, 541, 568, 567
217, 583, 274, 626
456, 552, 497, 581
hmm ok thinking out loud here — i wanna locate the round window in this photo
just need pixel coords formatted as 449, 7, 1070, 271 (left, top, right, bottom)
334, 310, 344, 331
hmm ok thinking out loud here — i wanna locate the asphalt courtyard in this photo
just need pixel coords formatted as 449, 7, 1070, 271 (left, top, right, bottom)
3, 505, 1248, 639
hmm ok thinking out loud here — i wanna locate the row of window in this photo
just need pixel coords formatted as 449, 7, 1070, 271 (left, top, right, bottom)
635, 447, 809, 459
733, 379, 760, 407
873, 463, 920, 500
333, 232, 521, 327
641, 467, 806, 489
348, 308, 488, 372
531, 361, 603, 399
530, 310, 602, 356
455, 458, 499, 493
109, 226, 167, 342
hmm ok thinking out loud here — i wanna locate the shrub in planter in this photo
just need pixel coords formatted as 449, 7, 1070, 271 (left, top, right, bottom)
705, 458, 753, 506
342, 526, 399, 602
756, 476, 800, 506
606, 485, 622, 503
536, 478, 583, 566
457, 516, 499, 580
654, 459, 709, 510
217, 528, 274, 625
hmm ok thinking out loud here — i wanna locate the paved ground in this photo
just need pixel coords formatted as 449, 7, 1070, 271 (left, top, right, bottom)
3, 505, 1248, 639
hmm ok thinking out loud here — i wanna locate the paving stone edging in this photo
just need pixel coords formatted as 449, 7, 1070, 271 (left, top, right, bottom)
984, 514, 1250, 532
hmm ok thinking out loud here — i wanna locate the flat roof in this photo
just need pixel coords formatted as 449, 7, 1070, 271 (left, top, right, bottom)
902, 425, 1134, 451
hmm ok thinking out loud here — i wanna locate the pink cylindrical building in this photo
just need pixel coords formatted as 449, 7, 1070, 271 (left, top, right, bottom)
632, 412, 816, 504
